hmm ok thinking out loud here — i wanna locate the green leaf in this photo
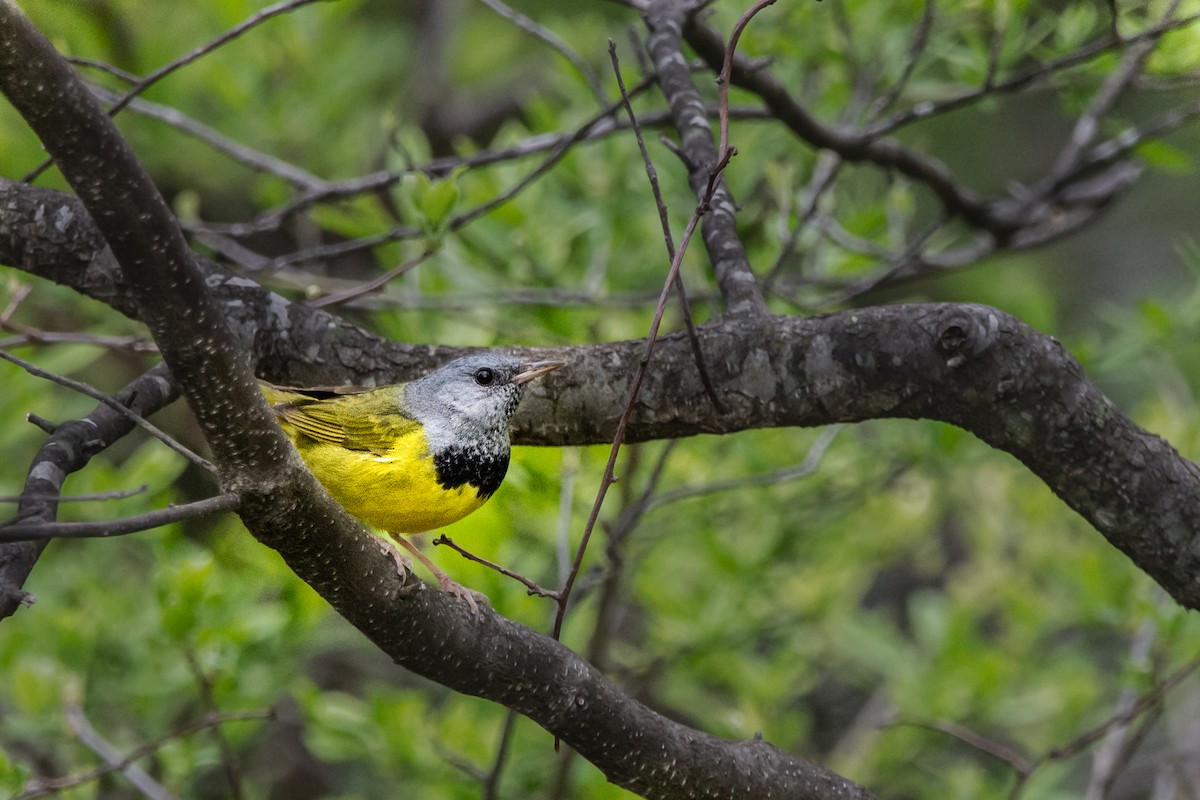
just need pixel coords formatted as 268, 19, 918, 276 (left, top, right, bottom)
1136, 140, 1194, 174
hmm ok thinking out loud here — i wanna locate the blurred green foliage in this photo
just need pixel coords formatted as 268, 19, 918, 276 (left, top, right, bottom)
4, 1, 1200, 798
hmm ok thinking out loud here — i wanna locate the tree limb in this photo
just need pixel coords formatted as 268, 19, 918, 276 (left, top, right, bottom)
3, 177, 1200, 613
645, 0, 767, 316
0, 8, 876, 798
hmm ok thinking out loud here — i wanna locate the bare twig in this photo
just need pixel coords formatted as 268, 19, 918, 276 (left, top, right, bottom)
866, 0, 934, 121
432, 534, 559, 598
716, 0, 778, 160
0, 330, 157, 352
1084, 616, 1159, 800
1040, 0, 1179, 193
0, 349, 214, 473
185, 650, 244, 800
86, 83, 325, 191
14, 708, 274, 800
891, 716, 1033, 774
762, 150, 842, 293
64, 705, 179, 800
648, 425, 842, 509
306, 245, 437, 309
474, 0, 606, 104
482, 710, 520, 800
553, 145, 735, 639
0, 493, 240, 542
190, 96, 765, 240
609, 41, 725, 413
0, 485, 148, 504
23, 0, 328, 183
869, 11, 1200, 136
1045, 653, 1200, 764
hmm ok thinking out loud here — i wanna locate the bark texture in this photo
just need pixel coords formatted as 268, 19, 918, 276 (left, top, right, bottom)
4, 3, 1200, 798
0, 7, 875, 798
4, 179, 1200, 610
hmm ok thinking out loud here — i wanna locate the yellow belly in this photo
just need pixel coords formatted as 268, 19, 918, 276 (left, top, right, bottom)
288, 426, 488, 533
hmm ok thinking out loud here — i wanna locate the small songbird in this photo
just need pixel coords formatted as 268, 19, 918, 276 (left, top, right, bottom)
260, 354, 562, 606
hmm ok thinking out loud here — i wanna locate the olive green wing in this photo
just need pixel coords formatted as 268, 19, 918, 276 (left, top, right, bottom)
266, 385, 420, 456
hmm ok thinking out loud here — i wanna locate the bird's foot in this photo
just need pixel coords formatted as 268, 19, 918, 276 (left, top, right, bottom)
437, 575, 489, 617
378, 538, 413, 574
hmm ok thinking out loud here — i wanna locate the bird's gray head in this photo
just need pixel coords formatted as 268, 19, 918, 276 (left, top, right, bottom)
404, 353, 561, 449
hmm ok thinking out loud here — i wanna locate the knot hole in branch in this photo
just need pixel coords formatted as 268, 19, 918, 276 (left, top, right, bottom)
937, 310, 1000, 368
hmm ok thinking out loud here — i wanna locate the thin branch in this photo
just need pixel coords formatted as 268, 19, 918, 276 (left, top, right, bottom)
869, 11, 1200, 136
64, 705, 179, 800
23, 0, 328, 183
474, 0, 606, 104
0, 493, 240, 542
716, 0, 779, 159
0, 330, 157, 352
306, 245, 437, 309
86, 83, 325, 191
552, 141, 735, 639
762, 149, 842, 293
0, 349, 214, 473
609, 41, 725, 413
0, 486, 148, 504
189, 96, 766, 240
1077, 97, 1200, 174
482, 710, 520, 800
866, 0, 934, 121
1, 363, 180, 617
185, 650, 244, 800
13, 709, 274, 800
1040, 0, 1178, 192
1043, 652, 1200, 763
648, 425, 842, 509
890, 716, 1033, 774
1084, 616, 1159, 800
432, 534, 559, 598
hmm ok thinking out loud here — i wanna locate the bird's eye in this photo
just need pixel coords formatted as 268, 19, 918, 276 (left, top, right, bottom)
473, 367, 496, 386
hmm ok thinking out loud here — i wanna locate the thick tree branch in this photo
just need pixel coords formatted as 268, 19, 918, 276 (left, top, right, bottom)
5, 6, 1200, 796
0, 9, 874, 799
645, 0, 767, 316
4, 179, 1200, 614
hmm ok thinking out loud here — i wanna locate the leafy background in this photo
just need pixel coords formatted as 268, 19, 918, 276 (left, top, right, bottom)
4, 0, 1200, 798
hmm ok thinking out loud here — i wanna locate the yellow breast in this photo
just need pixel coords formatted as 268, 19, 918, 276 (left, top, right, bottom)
285, 423, 488, 534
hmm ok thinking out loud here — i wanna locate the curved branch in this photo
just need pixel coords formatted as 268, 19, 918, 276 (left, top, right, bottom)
5, 8, 1200, 798
0, 364, 178, 617
4, 179, 1200, 614
680, 14, 1009, 236
0, 9, 874, 799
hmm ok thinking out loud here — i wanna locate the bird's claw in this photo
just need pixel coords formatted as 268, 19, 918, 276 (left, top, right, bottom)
438, 576, 489, 617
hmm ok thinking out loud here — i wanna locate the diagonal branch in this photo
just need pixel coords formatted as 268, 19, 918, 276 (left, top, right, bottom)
0, 8, 874, 799
0, 364, 179, 617
7, 177, 1200, 621
645, 0, 767, 316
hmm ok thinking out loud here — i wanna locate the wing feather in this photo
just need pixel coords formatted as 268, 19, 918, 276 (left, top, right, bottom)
264, 384, 420, 456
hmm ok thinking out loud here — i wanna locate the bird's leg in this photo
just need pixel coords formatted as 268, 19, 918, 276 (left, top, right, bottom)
389, 533, 488, 615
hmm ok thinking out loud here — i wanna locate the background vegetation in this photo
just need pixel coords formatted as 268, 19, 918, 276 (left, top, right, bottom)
4, 0, 1200, 798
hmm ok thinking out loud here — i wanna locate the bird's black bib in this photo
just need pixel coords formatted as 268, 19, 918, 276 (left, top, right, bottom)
433, 446, 510, 499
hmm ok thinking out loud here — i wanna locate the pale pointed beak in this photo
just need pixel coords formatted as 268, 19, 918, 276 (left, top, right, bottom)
514, 360, 564, 385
